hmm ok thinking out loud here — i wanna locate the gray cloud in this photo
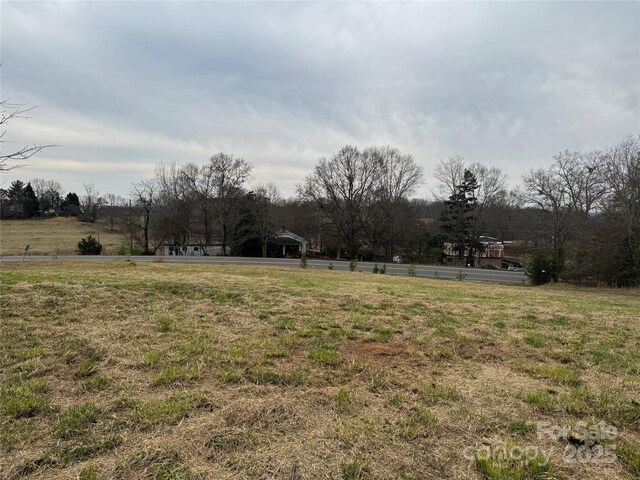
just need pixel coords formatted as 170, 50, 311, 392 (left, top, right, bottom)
2, 1, 638, 197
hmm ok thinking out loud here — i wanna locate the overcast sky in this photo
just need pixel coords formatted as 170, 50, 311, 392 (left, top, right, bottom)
2, 1, 639, 198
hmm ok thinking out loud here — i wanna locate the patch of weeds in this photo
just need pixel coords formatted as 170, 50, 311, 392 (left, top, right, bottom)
10, 346, 45, 363
386, 391, 406, 408
54, 403, 101, 438
62, 337, 104, 366
309, 346, 342, 366
548, 315, 569, 326
16, 436, 121, 473
216, 366, 242, 384
78, 465, 100, 480
116, 448, 200, 479
526, 390, 554, 411
152, 364, 200, 386
475, 437, 551, 479
342, 459, 370, 480
216, 345, 249, 366
589, 340, 630, 372
361, 367, 394, 393
352, 321, 373, 332
54, 436, 121, 466
397, 405, 437, 439
264, 347, 290, 359
617, 442, 640, 476
82, 373, 109, 391
336, 388, 359, 414
143, 350, 162, 367
274, 316, 295, 331
508, 420, 536, 435
523, 334, 547, 348
157, 316, 174, 332
373, 327, 394, 342
1, 379, 49, 418
342, 460, 371, 480
512, 360, 582, 386
248, 366, 306, 386
76, 361, 97, 378
129, 396, 192, 429
419, 382, 461, 405
494, 321, 506, 331
206, 430, 254, 457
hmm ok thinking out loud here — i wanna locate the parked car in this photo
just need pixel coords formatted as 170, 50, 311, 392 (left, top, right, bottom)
480, 264, 501, 270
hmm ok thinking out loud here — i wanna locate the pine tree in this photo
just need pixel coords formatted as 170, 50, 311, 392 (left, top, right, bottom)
23, 183, 39, 217
440, 169, 479, 265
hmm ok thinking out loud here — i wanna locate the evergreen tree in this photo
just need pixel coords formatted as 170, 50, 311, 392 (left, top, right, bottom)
23, 183, 39, 217
64, 192, 81, 216
440, 169, 479, 265
8, 180, 25, 200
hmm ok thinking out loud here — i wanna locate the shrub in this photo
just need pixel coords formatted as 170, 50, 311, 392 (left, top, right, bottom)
527, 252, 561, 285
300, 253, 308, 269
328, 262, 334, 270
407, 264, 416, 277
380, 264, 386, 274
372, 264, 379, 274
78, 235, 103, 255
349, 258, 358, 272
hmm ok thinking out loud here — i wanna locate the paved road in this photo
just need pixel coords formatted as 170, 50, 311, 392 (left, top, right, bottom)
0, 255, 528, 284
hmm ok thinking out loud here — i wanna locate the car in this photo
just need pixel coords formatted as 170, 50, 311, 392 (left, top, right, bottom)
480, 264, 501, 270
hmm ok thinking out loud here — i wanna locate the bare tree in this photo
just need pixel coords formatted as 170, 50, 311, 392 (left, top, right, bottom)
0, 100, 53, 172
104, 193, 126, 231
366, 146, 423, 261
521, 168, 575, 264
209, 153, 252, 254
81, 183, 104, 223
251, 182, 281, 257
433, 155, 465, 199
182, 162, 216, 248
131, 180, 163, 255
31, 178, 64, 213
599, 135, 640, 285
156, 162, 194, 247
299, 145, 378, 259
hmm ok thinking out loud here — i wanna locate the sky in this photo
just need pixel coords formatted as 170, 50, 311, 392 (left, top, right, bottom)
1, 1, 639, 199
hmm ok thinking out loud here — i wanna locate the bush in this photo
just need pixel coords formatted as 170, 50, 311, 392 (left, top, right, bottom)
380, 264, 386, 274
77, 235, 103, 255
407, 264, 416, 277
372, 263, 379, 274
77, 236, 102, 255
300, 253, 308, 269
527, 253, 561, 285
349, 258, 358, 272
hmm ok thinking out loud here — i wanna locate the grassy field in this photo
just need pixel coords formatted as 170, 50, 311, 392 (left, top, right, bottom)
0, 218, 124, 256
1, 262, 639, 479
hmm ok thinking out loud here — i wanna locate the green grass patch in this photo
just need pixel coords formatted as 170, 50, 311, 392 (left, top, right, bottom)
54, 403, 101, 438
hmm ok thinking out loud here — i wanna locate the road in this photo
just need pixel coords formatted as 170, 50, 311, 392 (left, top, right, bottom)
0, 255, 528, 284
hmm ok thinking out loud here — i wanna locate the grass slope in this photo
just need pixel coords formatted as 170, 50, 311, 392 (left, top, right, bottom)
1, 262, 639, 479
0, 218, 123, 256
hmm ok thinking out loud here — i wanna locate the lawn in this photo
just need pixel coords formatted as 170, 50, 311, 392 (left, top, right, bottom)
0, 218, 124, 256
0, 262, 639, 479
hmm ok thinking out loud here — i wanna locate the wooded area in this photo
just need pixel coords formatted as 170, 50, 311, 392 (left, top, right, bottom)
1, 135, 638, 286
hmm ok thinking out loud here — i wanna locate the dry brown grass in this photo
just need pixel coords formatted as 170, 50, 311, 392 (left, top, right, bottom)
0, 217, 123, 256
0, 262, 639, 479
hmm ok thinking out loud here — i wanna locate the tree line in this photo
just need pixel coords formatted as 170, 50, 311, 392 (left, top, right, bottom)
1, 135, 638, 286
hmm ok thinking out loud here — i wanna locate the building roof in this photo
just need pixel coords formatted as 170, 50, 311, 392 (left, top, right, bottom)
275, 229, 306, 245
